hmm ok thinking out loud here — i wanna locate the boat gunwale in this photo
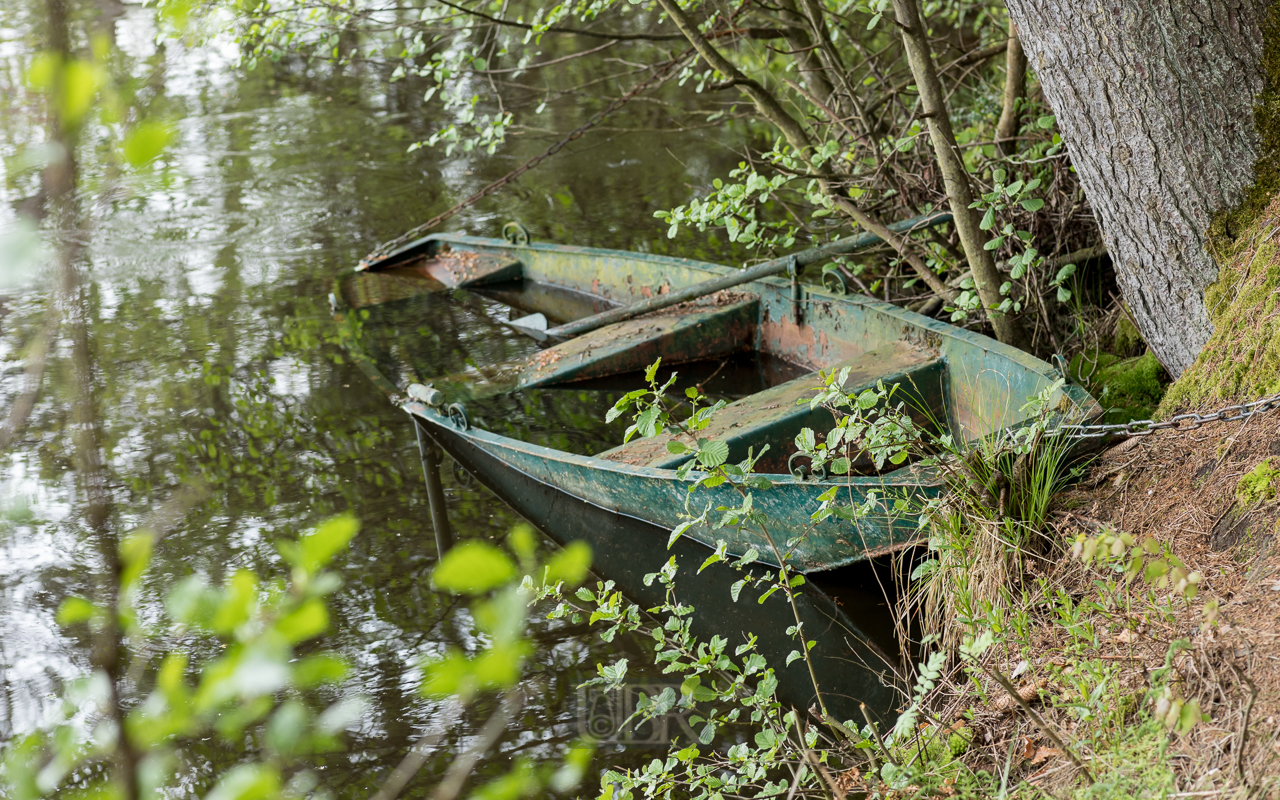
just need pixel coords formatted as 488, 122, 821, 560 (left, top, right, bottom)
402, 401, 944, 489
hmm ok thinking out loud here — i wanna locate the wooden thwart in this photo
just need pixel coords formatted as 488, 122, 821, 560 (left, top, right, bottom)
427, 293, 761, 401
600, 342, 945, 473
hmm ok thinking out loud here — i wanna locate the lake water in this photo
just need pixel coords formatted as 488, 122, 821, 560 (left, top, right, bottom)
0, 1, 903, 794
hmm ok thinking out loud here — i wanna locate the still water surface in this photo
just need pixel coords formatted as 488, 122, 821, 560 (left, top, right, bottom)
0, 2, 901, 793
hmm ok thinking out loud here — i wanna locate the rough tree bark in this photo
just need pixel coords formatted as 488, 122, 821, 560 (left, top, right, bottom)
1003, 0, 1270, 376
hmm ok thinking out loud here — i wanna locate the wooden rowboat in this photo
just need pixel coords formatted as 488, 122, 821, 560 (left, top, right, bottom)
334, 223, 1098, 573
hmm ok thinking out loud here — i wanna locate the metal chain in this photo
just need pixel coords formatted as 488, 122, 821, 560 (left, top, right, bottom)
358, 49, 693, 270
1049, 390, 1280, 441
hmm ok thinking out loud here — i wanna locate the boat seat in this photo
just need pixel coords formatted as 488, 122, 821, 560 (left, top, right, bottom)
598, 342, 945, 474
429, 291, 760, 401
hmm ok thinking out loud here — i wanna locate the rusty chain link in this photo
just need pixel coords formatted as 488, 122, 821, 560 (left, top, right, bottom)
1048, 390, 1280, 441
358, 49, 693, 270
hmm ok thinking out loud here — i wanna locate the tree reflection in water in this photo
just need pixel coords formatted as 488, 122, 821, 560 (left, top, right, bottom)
0, 0, 892, 794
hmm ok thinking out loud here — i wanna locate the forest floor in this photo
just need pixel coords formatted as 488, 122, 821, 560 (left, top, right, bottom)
912, 192, 1280, 799
938, 414, 1280, 797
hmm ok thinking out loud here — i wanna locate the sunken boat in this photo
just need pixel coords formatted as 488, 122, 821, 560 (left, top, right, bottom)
334, 218, 1098, 573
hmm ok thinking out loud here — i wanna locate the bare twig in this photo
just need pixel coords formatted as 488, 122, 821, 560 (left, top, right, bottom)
1230, 662, 1258, 783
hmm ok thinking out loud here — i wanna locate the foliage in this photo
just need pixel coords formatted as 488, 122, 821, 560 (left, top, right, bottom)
2, 516, 364, 799
0, 514, 599, 799
202, 0, 1102, 350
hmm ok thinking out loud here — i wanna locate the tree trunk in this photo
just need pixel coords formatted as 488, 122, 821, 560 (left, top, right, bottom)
995, 22, 1026, 156
1003, 0, 1269, 376
892, 0, 1025, 347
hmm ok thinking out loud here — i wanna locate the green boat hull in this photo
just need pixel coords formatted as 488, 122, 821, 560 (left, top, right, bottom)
407, 404, 941, 573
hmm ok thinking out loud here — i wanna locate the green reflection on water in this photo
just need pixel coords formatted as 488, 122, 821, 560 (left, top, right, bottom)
0, 0, 748, 792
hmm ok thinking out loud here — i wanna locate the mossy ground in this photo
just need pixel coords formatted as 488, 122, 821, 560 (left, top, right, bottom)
1237, 457, 1278, 506
1070, 350, 1166, 423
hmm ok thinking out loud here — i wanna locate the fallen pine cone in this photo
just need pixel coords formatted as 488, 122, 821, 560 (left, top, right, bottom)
993, 678, 1050, 713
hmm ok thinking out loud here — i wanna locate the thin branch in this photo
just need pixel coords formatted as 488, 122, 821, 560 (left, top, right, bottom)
977, 662, 1093, 783
430, 0, 686, 40
475, 38, 620, 74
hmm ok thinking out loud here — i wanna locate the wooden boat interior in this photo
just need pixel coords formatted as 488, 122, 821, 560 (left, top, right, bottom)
344, 233, 1096, 477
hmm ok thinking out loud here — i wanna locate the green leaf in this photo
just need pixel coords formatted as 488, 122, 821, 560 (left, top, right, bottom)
544, 541, 592, 586
57, 59, 104, 126
1020, 198, 1045, 212
293, 654, 349, 686
122, 120, 174, 167
1144, 558, 1169, 583
785, 650, 802, 666
699, 440, 729, 468
276, 598, 329, 643
795, 428, 816, 451
119, 531, 155, 591
204, 763, 282, 800
1176, 699, 1202, 735
666, 440, 690, 455
645, 359, 662, 383
979, 206, 995, 231
299, 514, 359, 573
265, 700, 310, 756
508, 524, 537, 562
668, 520, 695, 548
432, 541, 517, 595
56, 596, 101, 627
698, 722, 716, 744
730, 578, 747, 602
212, 570, 258, 635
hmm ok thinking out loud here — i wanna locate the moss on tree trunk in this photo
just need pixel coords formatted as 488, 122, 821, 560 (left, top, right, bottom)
1162, 9, 1280, 414
1160, 195, 1280, 413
